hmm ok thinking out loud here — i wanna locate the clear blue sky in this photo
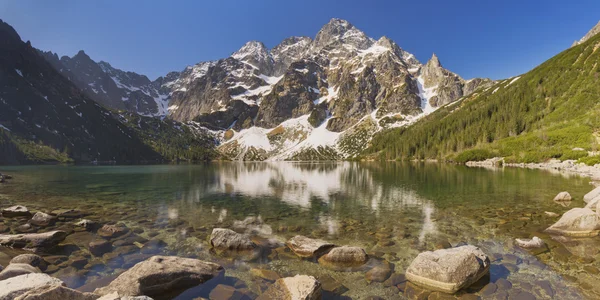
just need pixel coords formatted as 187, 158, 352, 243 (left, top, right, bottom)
1, 0, 599, 80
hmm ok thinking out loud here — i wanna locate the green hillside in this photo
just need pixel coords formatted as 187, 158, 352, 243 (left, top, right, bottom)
364, 32, 600, 164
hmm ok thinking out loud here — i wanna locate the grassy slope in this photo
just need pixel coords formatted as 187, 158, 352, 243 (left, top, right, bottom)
363, 33, 600, 164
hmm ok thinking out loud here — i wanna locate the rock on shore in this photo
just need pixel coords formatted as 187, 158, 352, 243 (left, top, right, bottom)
405, 245, 490, 294
0, 273, 63, 300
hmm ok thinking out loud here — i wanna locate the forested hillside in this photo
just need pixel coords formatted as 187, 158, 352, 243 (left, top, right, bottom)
364, 32, 600, 164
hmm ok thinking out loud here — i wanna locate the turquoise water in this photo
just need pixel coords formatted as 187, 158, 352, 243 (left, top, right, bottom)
0, 162, 597, 299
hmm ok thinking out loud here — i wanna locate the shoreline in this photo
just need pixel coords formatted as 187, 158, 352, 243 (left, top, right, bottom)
466, 157, 600, 182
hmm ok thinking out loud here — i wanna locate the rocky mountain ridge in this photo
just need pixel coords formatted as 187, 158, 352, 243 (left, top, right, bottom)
37, 18, 495, 161
172, 18, 494, 160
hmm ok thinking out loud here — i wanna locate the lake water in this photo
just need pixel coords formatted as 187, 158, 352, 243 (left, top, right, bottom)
0, 162, 598, 299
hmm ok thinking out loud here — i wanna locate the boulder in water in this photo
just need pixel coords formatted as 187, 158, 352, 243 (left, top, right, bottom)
553, 191, 572, 202
0, 273, 63, 300
317, 246, 368, 270
545, 207, 600, 237
1, 205, 31, 218
94, 255, 224, 298
405, 245, 490, 294
257, 275, 322, 300
286, 235, 335, 258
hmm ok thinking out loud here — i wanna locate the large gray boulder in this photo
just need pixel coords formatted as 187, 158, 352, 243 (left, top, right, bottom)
406, 245, 490, 294
545, 207, 600, 237
0, 231, 67, 251
286, 235, 335, 258
317, 246, 368, 270
0, 263, 40, 280
256, 275, 322, 300
2, 205, 31, 217
0, 273, 63, 300
584, 186, 600, 203
94, 256, 224, 298
14, 285, 97, 300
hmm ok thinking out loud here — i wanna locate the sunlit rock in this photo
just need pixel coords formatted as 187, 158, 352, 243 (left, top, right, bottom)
405, 245, 490, 294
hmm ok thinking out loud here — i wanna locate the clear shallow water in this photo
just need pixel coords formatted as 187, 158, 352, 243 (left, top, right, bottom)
0, 162, 598, 299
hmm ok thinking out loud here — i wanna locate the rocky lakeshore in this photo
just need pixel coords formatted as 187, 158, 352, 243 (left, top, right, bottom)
466, 158, 600, 181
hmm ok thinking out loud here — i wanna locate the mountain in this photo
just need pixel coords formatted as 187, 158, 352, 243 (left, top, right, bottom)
0, 19, 163, 164
0, 19, 216, 164
365, 20, 600, 164
572, 21, 600, 47
41, 50, 171, 116
166, 18, 493, 160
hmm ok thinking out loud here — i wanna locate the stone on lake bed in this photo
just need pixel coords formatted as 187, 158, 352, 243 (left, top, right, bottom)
96, 292, 153, 299
210, 228, 257, 253
257, 275, 322, 300
0, 231, 67, 251
553, 191, 572, 202
405, 245, 490, 294
29, 212, 57, 227
0, 273, 64, 300
545, 208, 600, 237
544, 211, 559, 217
317, 246, 368, 270
286, 235, 335, 258
94, 255, 224, 298
1, 205, 31, 218
515, 236, 546, 249
98, 224, 130, 239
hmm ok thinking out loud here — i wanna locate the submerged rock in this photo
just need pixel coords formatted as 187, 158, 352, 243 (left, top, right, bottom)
0, 231, 67, 251
94, 255, 224, 298
98, 224, 129, 239
553, 192, 572, 202
317, 246, 368, 270
545, 207, 600, 237
544, 211, 559, 217
1, 205, 31, 218
29, 212, 57, 227
75, 219, 99, 231
210, 228, 258, 259
515, 237, 546, 249
89, 239, 112, 256
405, 245, 490, 294
0, 273, 63, 300
257, 275, 322, 300
286, 235, 335, 258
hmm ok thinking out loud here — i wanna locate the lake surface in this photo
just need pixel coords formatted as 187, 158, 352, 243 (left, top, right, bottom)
0, 162, 598, 299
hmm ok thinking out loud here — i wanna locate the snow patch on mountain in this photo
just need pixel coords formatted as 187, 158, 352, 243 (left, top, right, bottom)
417, 76, 438, 115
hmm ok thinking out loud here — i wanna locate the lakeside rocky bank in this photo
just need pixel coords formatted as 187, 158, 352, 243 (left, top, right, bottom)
1, 169, 599, 299
466, 158, 600, 181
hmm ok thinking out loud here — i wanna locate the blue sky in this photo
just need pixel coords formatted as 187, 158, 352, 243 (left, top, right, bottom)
1, 0, 599, 80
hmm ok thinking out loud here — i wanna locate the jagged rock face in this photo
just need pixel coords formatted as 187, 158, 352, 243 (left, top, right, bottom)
420, 54, 491, 107
256, 60, 325, 128
313, 18, 374, 51
41, 51, 170, 116
232, 41, 274, 75
0, 19, 160, 163
271, 37, 312, 76
572, 21, 600, 47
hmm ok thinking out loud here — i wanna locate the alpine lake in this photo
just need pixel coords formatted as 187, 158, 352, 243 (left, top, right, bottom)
0, 162, 599, 299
